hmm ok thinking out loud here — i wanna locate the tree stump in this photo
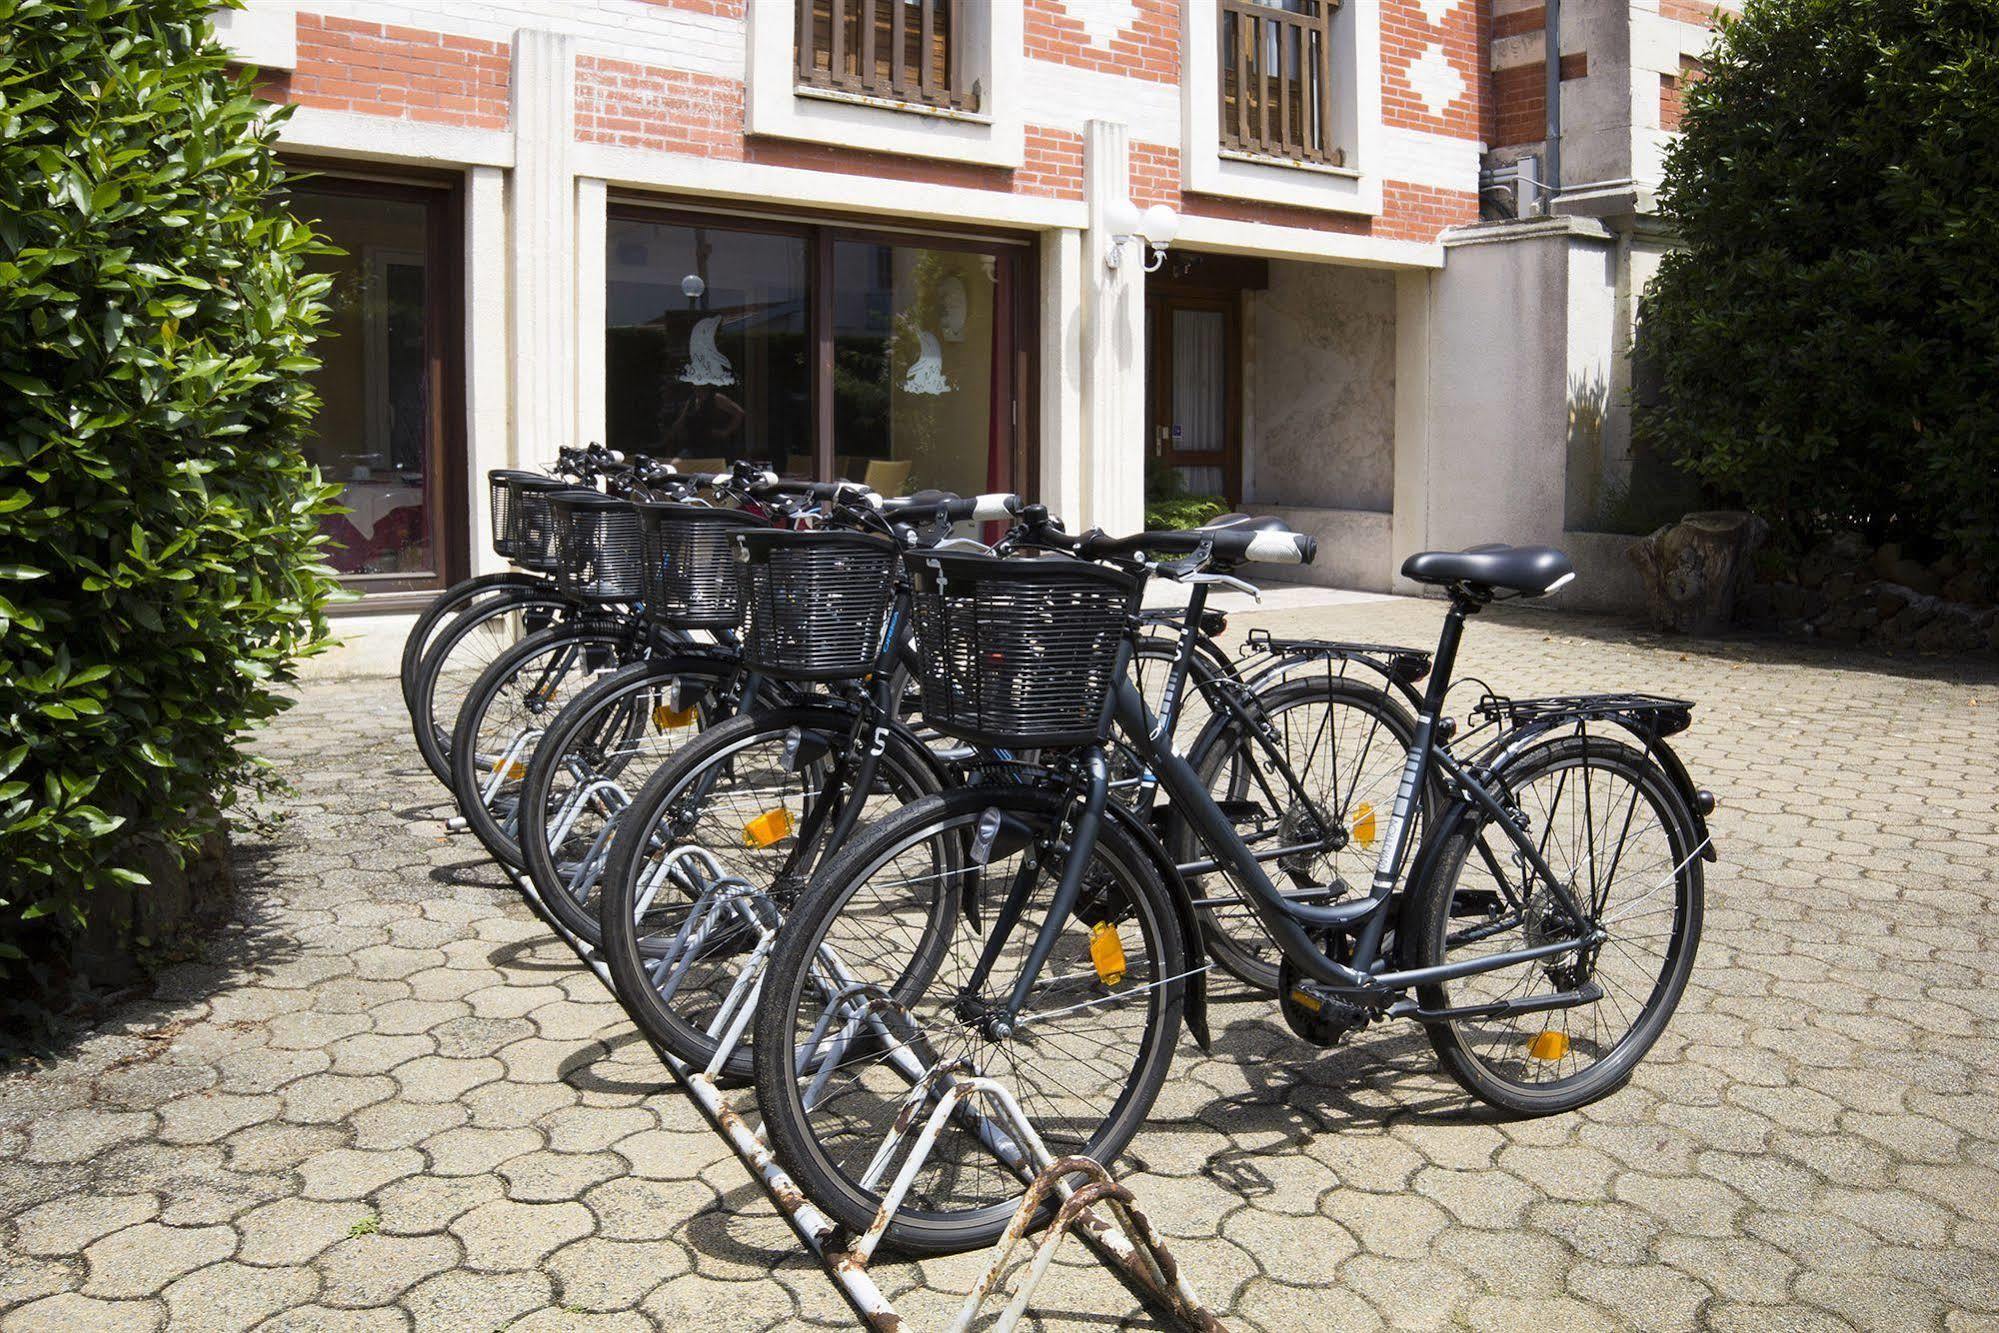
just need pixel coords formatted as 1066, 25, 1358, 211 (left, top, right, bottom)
1627, 511, 1768, 635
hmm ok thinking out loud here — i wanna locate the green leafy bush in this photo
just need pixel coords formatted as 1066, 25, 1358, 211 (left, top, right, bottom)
1144, 494, 1229, 531
1636, 0, 1999, 580
0, 0, 340, 955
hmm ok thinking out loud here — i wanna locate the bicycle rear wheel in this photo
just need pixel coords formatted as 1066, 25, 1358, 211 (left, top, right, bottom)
1175, 674, 1420, 991
1406, 734, 1704, 1115
752, 784, 1185, 1256
516, 654, 739, 946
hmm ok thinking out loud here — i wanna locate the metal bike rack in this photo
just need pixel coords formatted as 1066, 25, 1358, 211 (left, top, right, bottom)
502, 847, 1224, 1331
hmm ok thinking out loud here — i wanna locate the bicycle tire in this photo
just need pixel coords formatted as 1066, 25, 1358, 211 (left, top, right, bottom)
399, 572, 552, 711
409, 589, 577, 788
1173, 674, 1422, 992
448, 623, 636, 868
1406, 733, 1703, 1115
752, 784, 1185, 1256
516, 653, 740, 946
600, 703, 945, 1081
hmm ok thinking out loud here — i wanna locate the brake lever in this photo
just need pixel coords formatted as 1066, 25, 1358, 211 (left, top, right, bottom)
1180, 570, 1261, 602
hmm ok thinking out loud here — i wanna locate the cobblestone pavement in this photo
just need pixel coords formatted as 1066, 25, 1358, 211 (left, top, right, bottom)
4, 596, 1998, 1333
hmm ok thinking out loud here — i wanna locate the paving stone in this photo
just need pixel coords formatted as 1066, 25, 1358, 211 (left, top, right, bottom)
314, 1233, 458, 1307
233, 1198, 368, 1267
420, 1125, 543, 1177
296, 1148, 424, 1202
23, 1108, 154, 1164
80, 1222, 237, 1298
400, 1268, 549, 1333
158, 1092, 282, 1146
10, 1191, 160, 1257
543, 1236, 691, 1312
158, 1260, 319, 1331
2, 1291, 166, 1332
448, 1198, 594, 1272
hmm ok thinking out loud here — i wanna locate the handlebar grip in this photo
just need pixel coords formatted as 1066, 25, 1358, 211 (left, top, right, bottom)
969, 493, 1021, 523
1242, 530, 1315, 565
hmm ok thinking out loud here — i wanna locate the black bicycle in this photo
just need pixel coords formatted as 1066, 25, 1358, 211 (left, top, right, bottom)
750, 521, 1713, 1254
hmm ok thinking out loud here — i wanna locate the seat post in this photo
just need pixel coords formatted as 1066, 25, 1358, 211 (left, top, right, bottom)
1421, 590, 1482, 717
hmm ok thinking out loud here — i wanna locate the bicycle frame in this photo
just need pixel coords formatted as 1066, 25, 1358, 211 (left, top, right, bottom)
993, 581, 1605, 1020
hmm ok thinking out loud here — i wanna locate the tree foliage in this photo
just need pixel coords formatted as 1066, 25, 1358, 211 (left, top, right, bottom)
0, 0, 341, 948
1637, 0, 1999, 576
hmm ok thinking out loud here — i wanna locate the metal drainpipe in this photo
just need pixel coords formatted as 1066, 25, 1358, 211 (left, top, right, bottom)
1544, 0, 1563, 212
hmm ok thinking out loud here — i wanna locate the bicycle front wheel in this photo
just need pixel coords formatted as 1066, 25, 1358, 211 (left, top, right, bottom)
516, 654, 738, 946
410, 590, 574, 788
599, 704, 944, 1080
448, 625, 634, 868
752, 785, 1186, 1256
1406, 734, 1704, 1115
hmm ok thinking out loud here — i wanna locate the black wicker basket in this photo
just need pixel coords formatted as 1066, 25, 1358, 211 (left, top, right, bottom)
502, 474, 579, 573
549, 492, 645, 603
734, 529, 898, 682
635, 502, 765, 630
487, 469, 546, 560
906, 551, 1144, 749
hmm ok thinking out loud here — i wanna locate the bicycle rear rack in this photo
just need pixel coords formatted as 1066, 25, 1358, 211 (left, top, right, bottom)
504, 849, 1223, 1331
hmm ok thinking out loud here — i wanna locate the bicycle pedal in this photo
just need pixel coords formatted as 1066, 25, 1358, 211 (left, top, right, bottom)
1278, 958, 1368, 1048
1214, 799, 1266, 824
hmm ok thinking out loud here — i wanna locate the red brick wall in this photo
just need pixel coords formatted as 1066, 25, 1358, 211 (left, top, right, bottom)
1659, 54, 1704, 131
1381, 0, 1485, 139
1660, 0, 1730, 25
633, 0, 743, 14
1025, 0, 1179, 83
1490, 6, 1591, 150
1019, 125, 1087, 200
280, 13, 510, 130
576, 56, 741, 156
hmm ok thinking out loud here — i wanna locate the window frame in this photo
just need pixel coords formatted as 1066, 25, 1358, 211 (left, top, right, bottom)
1182, 0, 1384, 215
604, 198, 1037, 497
281, 164, 468, 606
746, 2, 1024, 168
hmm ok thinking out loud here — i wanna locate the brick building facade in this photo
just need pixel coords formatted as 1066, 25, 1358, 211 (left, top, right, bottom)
212, 0, 1733, 618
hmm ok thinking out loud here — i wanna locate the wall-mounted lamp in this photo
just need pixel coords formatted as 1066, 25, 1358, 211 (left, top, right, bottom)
1103, 199, 1180, 272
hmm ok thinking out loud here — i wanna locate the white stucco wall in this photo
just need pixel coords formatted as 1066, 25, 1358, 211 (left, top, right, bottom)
1244, 261, 1398, 515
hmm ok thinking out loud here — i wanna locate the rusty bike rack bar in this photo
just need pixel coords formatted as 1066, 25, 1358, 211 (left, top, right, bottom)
503, 842, 1223, 1330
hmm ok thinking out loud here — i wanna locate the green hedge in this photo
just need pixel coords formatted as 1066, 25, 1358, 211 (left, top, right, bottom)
0, 0, 341, 956
1636, 0, 1999, 579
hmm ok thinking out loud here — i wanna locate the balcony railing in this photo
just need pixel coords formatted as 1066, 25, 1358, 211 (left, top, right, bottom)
797, 0, 979, 113
1219, 0, 1343, 167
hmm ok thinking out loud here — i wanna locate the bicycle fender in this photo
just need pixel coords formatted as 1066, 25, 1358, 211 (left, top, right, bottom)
1480, 717, 1715, 864
1100, 800, 1211, 1053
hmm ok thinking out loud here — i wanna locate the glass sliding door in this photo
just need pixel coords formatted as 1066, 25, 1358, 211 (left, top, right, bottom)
829, 239, 1000, 497
605, 203, 1029, 497
606, 217, 811, 476
289, 174, 463, 593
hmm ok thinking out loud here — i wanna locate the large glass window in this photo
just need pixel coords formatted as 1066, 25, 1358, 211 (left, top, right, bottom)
607, 218, 811, 476
289, 175, 460, 591
831, 241, 997, 497
606, 206, 1026, 496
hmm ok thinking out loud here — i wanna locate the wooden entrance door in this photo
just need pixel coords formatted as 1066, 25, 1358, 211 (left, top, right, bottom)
1146, 292, 1241, 507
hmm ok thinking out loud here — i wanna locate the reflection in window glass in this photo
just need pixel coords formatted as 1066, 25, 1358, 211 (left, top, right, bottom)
831, 242, 995, 496
606, 219, 810, 475
292, 186, 434, 579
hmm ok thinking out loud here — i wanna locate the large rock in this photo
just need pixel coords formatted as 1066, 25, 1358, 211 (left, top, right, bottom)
1628, 511, 1769, 635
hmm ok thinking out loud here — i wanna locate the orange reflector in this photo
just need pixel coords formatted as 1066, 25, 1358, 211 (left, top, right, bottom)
1351, 802, 1377, 849
492, 759, 525, 780
1089, 922, 1127, 987
652, 703, 697, 731
1289, 988, 1322, 1014
1528, 1030, 1570, 1061
742, 808, 794, 849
